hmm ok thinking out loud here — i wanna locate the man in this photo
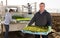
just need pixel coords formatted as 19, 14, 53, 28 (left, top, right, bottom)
28, 2, 52, 38
23, 3, 32, 14
27, 3, 32, 14
4, 9, 14, 38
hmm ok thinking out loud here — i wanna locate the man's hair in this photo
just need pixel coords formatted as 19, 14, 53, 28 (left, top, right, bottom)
40, 2, 45, 6
9, 9, 14, 12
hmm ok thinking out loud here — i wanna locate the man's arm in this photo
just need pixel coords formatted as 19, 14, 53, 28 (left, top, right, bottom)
23, 5, 28, 8
47, 13, 52, 26
28, 14, 36, 26
9, 14, 12, 22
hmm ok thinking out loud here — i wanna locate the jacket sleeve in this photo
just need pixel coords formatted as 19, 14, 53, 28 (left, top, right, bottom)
28, 14, 36, 26
47, 13, 52, 26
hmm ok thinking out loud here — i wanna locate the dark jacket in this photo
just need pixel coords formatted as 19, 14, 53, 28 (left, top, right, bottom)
28, 10, 52, 26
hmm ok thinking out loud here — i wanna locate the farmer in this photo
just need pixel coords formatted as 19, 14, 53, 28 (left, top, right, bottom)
28, 2, 52, 38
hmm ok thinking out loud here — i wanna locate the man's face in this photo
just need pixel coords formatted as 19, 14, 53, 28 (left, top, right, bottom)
10, 11, 13, 14
39, 4, 45, 11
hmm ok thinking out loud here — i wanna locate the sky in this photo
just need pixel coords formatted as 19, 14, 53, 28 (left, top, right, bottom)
0, 0, 60, 13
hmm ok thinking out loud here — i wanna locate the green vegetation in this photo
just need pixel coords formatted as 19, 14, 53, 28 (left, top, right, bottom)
12, 15, 31, 21
12, 15, 24, 19
23, 26, 49, 32
16, 18, 31, 21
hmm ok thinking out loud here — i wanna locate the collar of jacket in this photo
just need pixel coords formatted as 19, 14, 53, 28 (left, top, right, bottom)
38, 10, 47, 14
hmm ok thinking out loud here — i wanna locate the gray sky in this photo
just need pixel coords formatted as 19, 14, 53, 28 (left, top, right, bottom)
0, 0, 60, 12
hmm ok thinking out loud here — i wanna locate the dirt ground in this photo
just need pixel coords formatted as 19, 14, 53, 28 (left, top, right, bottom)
0, 31, 60, 38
